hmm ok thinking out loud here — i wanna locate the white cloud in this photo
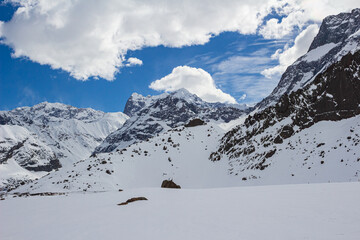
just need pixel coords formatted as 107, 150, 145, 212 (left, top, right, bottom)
149, 66, 236, 104
239, 94, 247, 101
126, 57, 143, 67
260, 11, 306, 39
0, 0, 280, 80
261, 24, 319, 78
0, 0, 358, 81
260, 0, 360, 39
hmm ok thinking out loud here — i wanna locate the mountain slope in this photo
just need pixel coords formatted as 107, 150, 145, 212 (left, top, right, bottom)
257, 8, 360, 109
210, 50, 360, 182
95, 89, 247, 153
16, 122, 234, 192
0, 102, 128, 190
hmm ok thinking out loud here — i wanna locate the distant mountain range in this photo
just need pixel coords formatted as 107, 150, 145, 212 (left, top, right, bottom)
0, 103, 127, 190
1, 9, 360, 193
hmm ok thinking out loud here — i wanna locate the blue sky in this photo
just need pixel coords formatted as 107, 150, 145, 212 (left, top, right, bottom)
0, 1, 358, 112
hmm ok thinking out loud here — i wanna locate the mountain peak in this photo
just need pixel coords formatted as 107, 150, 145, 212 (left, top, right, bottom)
169, 88, 202, 102
256, 8, 360, 110
308, 8, 360, 51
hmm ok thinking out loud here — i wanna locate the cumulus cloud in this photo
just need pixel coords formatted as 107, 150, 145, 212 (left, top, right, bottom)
0, 0, 280, 80
260, 11, 306, 39
0, 0, 358, 81
149, 66, 236, 104
261, 24, 319, 78
126, 57, 143, 67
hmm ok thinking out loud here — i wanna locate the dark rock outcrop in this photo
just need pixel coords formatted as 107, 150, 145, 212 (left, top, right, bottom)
185, 118, 206, 127
161, 179, 181, 189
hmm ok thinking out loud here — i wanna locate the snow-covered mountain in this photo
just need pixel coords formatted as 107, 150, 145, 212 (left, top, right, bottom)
94, 88, 248, 153
0, 102, 128, 190
14, 47, 360, 192
209, 49, 360, 182
257, 8, 360, 109
2, 9, 360, 194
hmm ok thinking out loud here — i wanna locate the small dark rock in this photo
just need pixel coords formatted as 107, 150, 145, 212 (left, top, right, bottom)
161, 179, 181, 189
279, 125, 294, 139
118, 197, 148, 206
274, 135, 283, 144
265, 149, 276, 158
185, 118, 205, 127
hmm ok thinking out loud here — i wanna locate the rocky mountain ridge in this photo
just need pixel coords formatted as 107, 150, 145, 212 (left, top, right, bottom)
210, 50, 360, 178
257, 8, 360, 110
95, 88, 248, 153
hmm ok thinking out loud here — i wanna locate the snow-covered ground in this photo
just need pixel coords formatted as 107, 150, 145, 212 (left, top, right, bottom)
1, 182, 360, 240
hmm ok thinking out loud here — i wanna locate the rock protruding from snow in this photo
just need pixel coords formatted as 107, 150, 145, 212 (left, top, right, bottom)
185, 119, 206, 127
161, 180, 181, 189
257, 8, 360, 109
95, 89, 247, 153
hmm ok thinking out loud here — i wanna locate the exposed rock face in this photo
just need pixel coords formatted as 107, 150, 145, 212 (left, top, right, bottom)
0, 125, 61, 172
95, 89, 248, 153
309, 9, 360, 51
123, 93, 148, 118
210, 50, 360, 172
257, 8, 360, 110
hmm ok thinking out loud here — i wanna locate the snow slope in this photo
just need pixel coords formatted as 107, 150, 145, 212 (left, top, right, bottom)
219, 115, 360, 185
15, 113, 360, 193
1, 182, 360, 240
17, 123, 234, 192
303, 42, 339, 62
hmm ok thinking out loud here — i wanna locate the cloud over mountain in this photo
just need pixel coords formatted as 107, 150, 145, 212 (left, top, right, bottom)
262, 24, 319, 78
149, 66, 236, 104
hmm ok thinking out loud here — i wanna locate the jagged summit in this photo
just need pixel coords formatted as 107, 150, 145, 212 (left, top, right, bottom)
96, 88, 247, 153
124, 89, 195, 117
309, 8, 360, 51
256, 8, 360, 110
124, 88, 247, 117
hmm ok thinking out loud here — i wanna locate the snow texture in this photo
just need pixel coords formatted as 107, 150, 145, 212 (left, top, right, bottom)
1, 182, 360, 240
